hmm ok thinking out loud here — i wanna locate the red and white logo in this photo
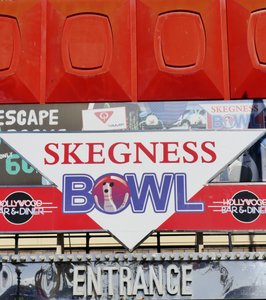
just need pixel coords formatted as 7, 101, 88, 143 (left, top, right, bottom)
95, 111, 114, 123
82, 107, 126, 130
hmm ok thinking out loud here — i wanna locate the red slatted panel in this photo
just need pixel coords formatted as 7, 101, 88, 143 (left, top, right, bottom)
228, 0, 266, 99
46, 0, 135, 102
0, 1, 42, 103
137, 0, 227, 100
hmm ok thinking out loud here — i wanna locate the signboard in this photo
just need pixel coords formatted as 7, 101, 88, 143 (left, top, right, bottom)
0, 100, 264, 133
1, 253, 266, 299
1, 100, 266, 249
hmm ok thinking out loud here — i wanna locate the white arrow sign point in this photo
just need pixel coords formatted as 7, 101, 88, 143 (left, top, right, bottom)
0, 130, 263, 250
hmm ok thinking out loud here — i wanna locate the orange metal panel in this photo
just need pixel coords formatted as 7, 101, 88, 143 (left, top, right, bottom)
46, 0, 135, 102
137, 0, 227, 100
0, 17, 20, 76
61, 14, 113, 77
228, 0, 266, 99
0, 1, 42, 103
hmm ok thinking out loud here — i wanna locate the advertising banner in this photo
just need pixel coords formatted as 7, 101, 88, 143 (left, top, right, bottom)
1, 100, 266, 249
1, 253, 266, 299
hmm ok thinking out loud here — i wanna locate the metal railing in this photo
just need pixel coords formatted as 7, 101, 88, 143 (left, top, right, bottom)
0, 231, 265, 255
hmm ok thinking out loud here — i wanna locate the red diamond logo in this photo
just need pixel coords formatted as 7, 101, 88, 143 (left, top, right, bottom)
95, 111, 114, 123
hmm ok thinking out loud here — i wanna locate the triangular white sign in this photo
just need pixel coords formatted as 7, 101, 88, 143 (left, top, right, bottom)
0, 130, 263, 250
